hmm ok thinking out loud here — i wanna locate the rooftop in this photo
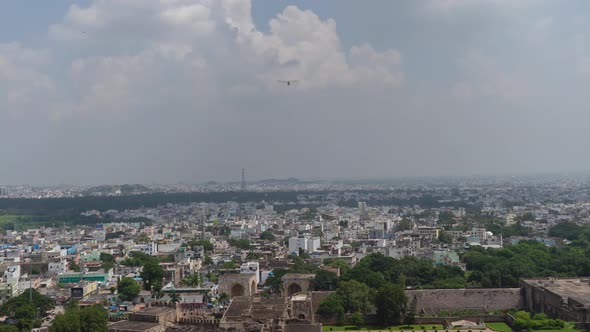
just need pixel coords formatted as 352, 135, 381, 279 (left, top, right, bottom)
522, 278, 590, 306
107, 320, 161, 331
292, 294, 308, 301
132, 307, 176, 317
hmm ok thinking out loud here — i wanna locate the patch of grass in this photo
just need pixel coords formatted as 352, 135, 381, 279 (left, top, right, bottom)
0, 214, 21, 223
487, 323, 512, 332
0, 214, 24, 230
0, 214, 59, 231
486, 322, 584, 332
322, 325, 445, 332
538, 322, 584, 332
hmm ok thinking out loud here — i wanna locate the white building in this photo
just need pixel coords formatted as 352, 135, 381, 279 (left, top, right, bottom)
288, 237, 320, 255
48, 260, 68, 275
132, 242, 158, 256
4, 265, 20, 285
469, 228, 488, 240
240, 262, 260, 284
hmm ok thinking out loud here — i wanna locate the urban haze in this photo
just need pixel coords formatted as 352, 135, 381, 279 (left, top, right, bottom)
2, 2, 590, 332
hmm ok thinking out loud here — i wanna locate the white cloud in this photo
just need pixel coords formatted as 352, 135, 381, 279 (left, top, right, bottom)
21, 0, 404, 118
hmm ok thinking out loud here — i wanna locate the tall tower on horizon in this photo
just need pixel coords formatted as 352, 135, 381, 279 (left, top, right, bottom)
241, 168, 246, 191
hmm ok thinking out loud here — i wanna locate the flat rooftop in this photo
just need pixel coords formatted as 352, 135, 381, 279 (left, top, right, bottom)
292, 294, 308, 301
108, 320, 161, 331
522, 278, 590, 305
133, 306, 175, 317
220, 273, 255, 279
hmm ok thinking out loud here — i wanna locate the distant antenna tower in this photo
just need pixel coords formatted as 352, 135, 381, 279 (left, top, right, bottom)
241, 168, 246, 191
201, 211, 206, 241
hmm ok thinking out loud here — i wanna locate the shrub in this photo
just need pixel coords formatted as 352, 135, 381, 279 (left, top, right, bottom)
533, 313, 548, 320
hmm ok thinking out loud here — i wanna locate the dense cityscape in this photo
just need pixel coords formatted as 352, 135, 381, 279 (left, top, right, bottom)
0, 175, 589, 331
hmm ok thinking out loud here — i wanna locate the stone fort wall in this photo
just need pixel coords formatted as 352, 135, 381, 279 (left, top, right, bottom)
407, 288, 523, 313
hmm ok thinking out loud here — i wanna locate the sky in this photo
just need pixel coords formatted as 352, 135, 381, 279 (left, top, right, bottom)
1, 0, 590, 185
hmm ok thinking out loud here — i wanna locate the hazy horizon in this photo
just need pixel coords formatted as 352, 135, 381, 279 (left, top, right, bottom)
3, 1, 590, 185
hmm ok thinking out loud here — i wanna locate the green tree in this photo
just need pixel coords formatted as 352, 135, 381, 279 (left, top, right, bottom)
79, 304, 108, 332
50, 303, 108, 332
228, 238, 251, 250
328, 259, 351, 274
348, 311, 365, 327
117, 277, 141, 301
180, 273, 202, 287
289, 255, 317, 273
14, 304, 40, 331
336, 280, 373, 314
169, 291, 182, 304
203, 255, 214, 266
548, 222, 590, 240
0, 289, 53, 329
316, 293, 344, 322
121, 251, 159, 267
438, 230, 453, 244
260, 230, 276, 241
375, 283, 407, 326
265, 268, 288, 293
404, 295, 418, 325
99, 253, 116, 271
136, 234, 150, 243
141, 261, 164, 291
69, 260, 80, 272
220, 261, 237, 269
311, 270, 339, 291
246, 251, 260, 260
50, 310, 80, 332
151, 280, 164, 300
397, 218, 414, 231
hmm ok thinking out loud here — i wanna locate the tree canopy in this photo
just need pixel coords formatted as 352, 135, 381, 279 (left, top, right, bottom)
311, 270, 339, 291
375, 284, 407, 326
117, 277, 141, 301
260, 230, 276, 241
336, 280, 373, 314
464, 241, 590, 287
99, 253, 116, 271
50, 304, 108, 332
0, 289, 53, 331
141, 261, 164, 291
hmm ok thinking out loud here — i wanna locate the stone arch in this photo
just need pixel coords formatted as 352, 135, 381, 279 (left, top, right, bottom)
231, 283, 245, 297
287, 283, 302, 296
298, 314, 306, 320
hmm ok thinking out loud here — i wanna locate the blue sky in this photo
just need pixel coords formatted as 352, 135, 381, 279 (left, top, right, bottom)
2, 0, 590, 184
